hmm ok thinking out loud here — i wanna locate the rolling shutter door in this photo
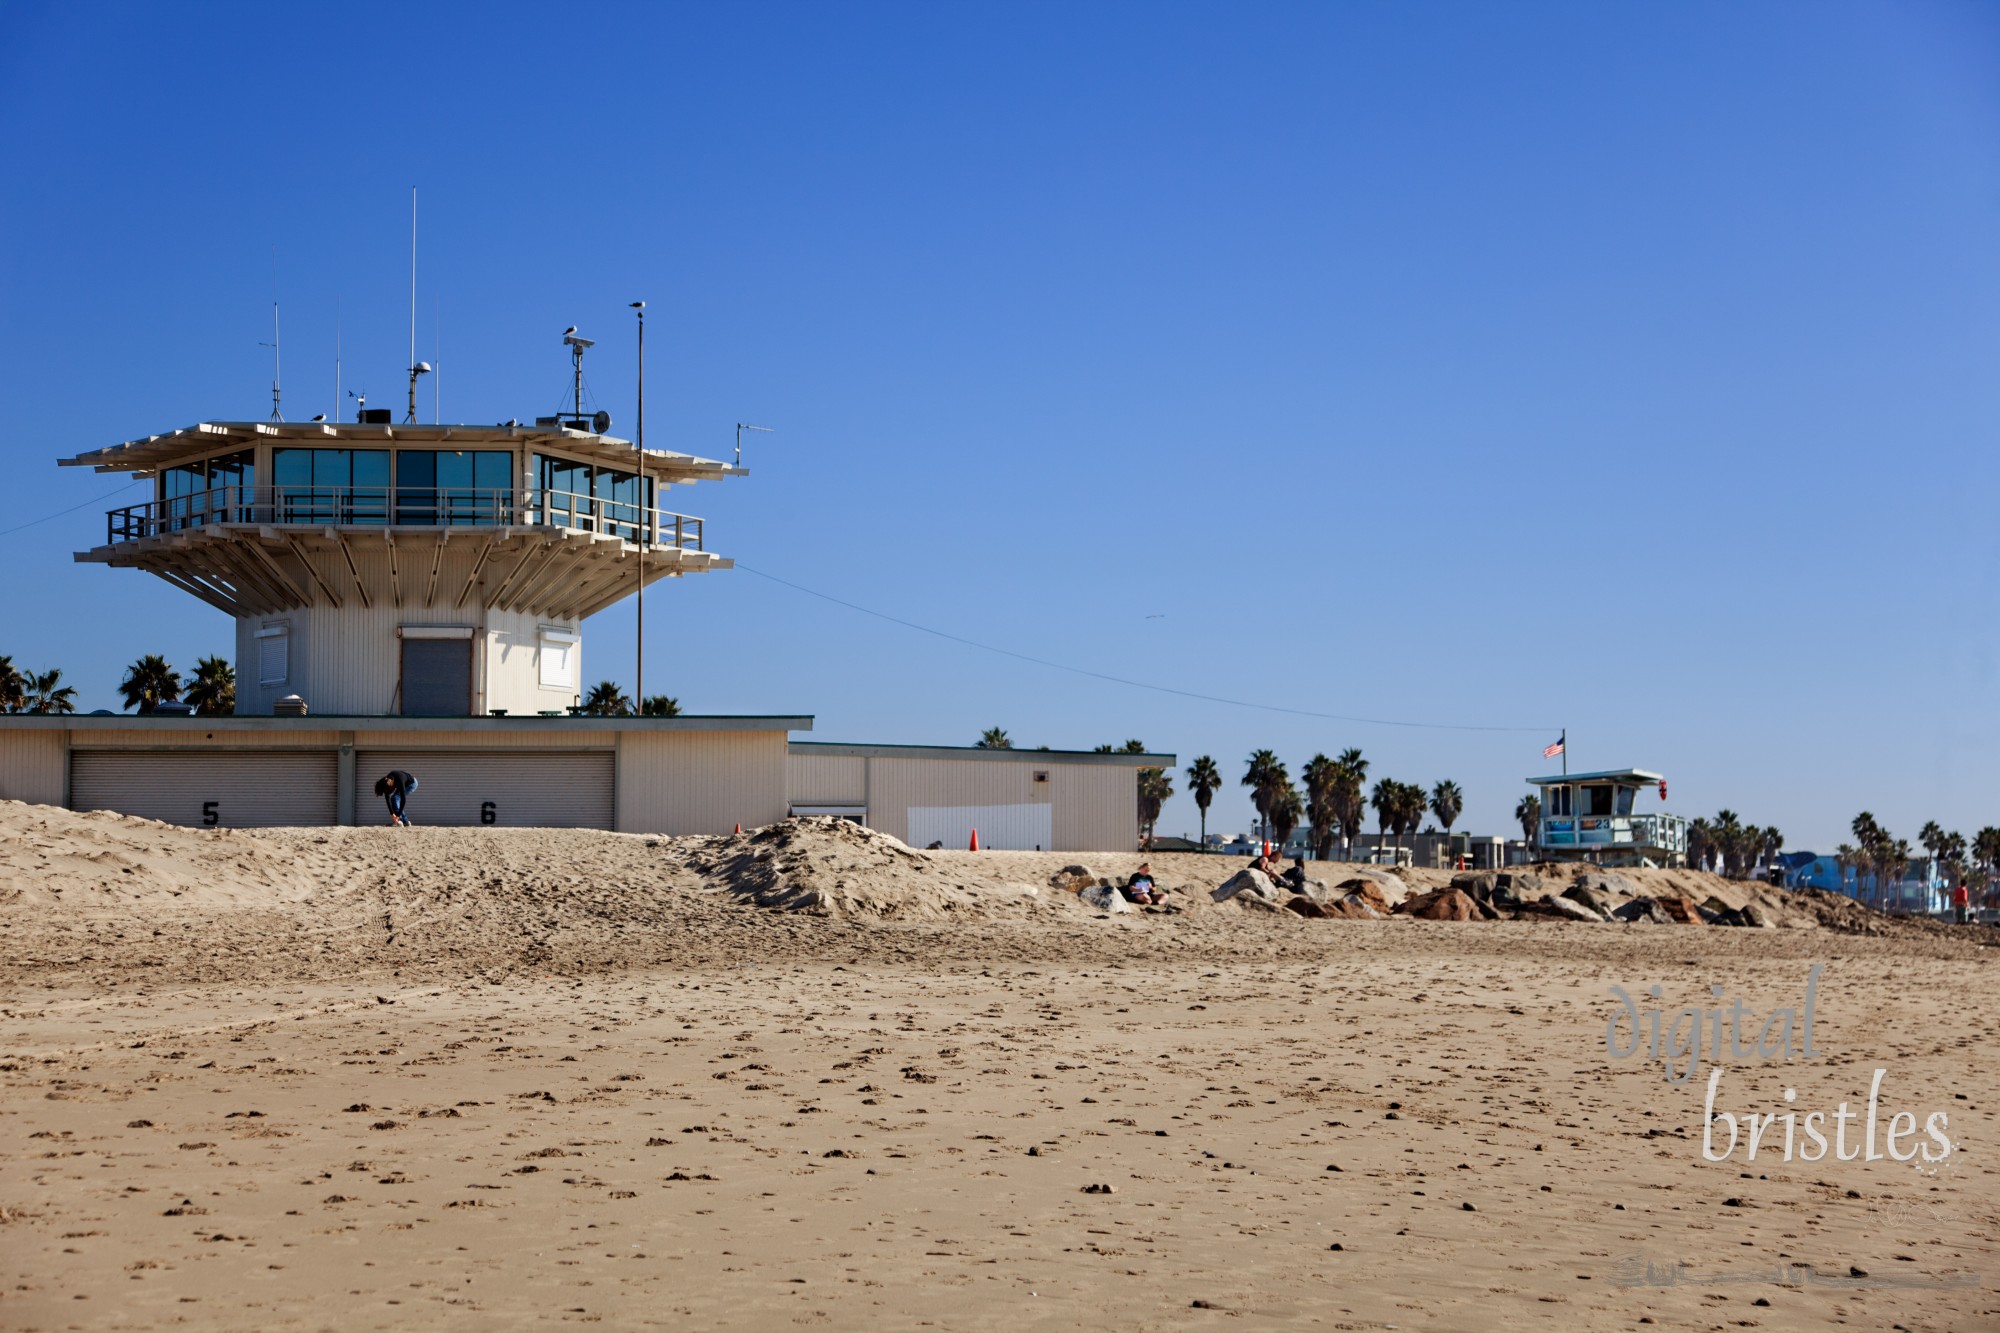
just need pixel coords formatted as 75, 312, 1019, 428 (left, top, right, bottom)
70, 752, 337, 827
401, 638, 472, 716
354, 751, 613, 828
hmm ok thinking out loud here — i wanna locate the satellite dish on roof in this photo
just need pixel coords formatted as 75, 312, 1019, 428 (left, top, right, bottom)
592, 409, 612, 434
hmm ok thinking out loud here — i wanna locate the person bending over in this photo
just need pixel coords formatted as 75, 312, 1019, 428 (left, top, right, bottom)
374, 770, 418, 827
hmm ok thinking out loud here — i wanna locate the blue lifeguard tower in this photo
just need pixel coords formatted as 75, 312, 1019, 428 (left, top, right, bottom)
1527, 768, 1687, 867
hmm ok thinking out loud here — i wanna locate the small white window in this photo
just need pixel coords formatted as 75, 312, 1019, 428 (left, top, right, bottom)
256, 625, 289, 685
539, 627, 578, 691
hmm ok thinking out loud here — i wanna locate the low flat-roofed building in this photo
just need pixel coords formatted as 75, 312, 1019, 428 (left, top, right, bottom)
788, 741, 1175, 852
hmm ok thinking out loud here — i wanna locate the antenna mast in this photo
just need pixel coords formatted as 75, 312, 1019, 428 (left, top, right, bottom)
265, 250, 283, 421
631, 301, 646, 709
405, 187, 430, 422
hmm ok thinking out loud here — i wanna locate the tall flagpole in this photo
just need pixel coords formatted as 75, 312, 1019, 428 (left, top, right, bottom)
631, 301, 646, 713
1561, 728, 1567, 776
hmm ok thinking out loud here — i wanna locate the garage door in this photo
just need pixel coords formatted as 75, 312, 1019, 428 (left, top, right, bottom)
71, 751, 337, 828
354, 750, 613, 828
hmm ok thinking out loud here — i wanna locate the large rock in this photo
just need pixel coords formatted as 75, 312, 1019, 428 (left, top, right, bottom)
1396, 888, 1481, 921
1332, 878, 1397, 915
1452, 870, 1543, 908
1534, 892, 1607, 922
1213, 868, 1282, 904
1049, 865, 1097, 895
1078, 883, 1133, 913
1230, 891, 1286, 914
1738, 902, 1775, 929
1564, 884, 1623, 918
1574, 870, 1640, 898
1324, 892, 1386, 919
1656, 894, 1704, 924
1284, 895, 1329, 918
1612, 897, 1673, 924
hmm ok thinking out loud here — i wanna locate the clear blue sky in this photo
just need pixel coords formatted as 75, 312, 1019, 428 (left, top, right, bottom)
2, 2, 1995, 851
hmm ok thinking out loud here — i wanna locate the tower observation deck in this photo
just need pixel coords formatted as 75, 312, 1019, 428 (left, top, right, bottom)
62, 418, 743, 717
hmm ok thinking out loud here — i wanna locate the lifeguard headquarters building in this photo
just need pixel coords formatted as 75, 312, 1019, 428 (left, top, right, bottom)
0, 381, 1165, 850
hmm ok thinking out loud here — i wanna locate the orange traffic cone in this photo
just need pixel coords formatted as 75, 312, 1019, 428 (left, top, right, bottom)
734, 823, 742, 835
969, 829, 980, 852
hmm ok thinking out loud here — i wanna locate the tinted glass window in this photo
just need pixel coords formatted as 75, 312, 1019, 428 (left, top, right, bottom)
351, 450, 389, 488
474, 451, 512, 491
396, 450, 436, 489
435, 450, 475, 491
273, 448, 312, 489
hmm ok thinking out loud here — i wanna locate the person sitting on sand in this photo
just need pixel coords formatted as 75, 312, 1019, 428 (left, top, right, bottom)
1248, 849, 1283, 881
1282, 856, 1309, 892
1122, 863, 1169, 906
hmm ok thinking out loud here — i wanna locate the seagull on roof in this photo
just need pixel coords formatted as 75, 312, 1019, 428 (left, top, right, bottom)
311, 413, 326, 422
563, 326, 577, 337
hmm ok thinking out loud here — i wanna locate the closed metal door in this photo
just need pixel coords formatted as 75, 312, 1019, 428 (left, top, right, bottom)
71, 751, 337, 827
401, 638, 472, 716
354, 750, 613, 828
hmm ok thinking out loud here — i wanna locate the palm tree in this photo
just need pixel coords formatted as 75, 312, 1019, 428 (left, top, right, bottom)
1303, 754, 1338, 860
640, 695, 682, 717
1268, 783, 1303, 854
1395, 781, 1427, 845
118, 654, 182, 714
1514, 793, 1541, 854
1243, 750, 1283, 844
580, 680, 633, 716
1709, 810, 1741, 877
1939, 830, 1968, 907
1850, 812, 1882, 904
1429, 780, 1463, 836
1185, 756, 1221, 847
976, 727, 1012, 750
1137, 766, 1173, 848
1833, 843, 1856, 895
24, 668, 76, 715
185, 656, 236, 716
1688, 817, 1717, 873
1120, 739, 1146, 754
0, 657, 24, 713
1974, 826, 2000, 912
1886, 837, 1913, 912
1370, 778, 1397, 846
1333, 749, 1368, 860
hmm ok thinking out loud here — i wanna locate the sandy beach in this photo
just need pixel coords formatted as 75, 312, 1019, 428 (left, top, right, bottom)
1, 804, 1994, 1331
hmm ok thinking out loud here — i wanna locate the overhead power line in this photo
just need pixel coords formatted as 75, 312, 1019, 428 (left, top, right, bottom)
0, 478, 147, 541
736, 563, 1556, 734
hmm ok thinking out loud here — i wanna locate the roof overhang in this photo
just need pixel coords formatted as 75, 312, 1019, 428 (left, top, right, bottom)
1525, 768, 1664, 786
60, 421, 743, 485
0, 713, 813, 733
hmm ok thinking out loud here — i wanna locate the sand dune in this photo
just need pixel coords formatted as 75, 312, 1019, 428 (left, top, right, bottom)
0, 803, 1993, 1329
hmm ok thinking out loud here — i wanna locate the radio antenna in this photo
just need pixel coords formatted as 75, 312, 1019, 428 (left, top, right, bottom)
404, 187, 430, 422
262, 250, 283, 421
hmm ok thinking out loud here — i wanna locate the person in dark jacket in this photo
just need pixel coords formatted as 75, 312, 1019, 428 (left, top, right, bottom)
374, 770, 418, 827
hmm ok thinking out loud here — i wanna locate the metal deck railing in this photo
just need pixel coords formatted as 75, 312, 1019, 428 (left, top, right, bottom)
1538, 812, 1690, 853
106, 486, 705, 550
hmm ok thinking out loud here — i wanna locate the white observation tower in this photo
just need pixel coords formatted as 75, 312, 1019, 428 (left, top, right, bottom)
62, 389, 741, 717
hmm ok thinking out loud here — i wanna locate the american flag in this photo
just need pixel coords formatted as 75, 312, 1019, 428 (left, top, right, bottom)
1543, 734, 1565, 759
